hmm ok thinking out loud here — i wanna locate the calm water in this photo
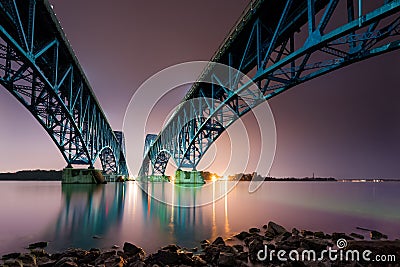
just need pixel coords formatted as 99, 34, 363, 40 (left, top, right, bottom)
0, 181, 399, 255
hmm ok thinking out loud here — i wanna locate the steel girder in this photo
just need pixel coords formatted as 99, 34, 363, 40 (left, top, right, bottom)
142, 0, 400, 176
0, 0, 128, 175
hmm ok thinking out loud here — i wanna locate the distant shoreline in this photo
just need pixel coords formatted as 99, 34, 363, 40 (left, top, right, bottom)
0, 170, 61, 181
0, 170, 399, 182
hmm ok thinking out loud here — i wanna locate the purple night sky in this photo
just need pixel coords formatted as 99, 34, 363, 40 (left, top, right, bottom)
1, 1, 400, 179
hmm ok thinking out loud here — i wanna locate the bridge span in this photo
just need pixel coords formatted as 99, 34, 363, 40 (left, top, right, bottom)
141, 0, 400, 177
0, 0, 128, 176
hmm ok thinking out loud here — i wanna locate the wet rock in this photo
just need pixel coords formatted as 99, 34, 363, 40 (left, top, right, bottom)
112, 244, 120, 249
2, 252, 21, 260
30, 249, 49, 258
28, 241, 48, 249
249, 227, 260, 234
232, 244, 244, 253
54, 257, 78, 267
265, 221, 288, 238
370, 230, 388, 240
235, 231, 251, 240
191, 246, 198, 252
292, 228, 300, 236
301, 238, 331, 252
192, 255, 207, 266
201, 245, 220, 263
248, 238, 264, 263
18, 254, 36, 266
332, 232, 346, 240
78, 250, 100, 264
2, 259, 23, 267
104, 254, 126, 267
212, 236, 225, 246
200, 239, 210, 248
218, 252, 235, 266
300, 230, 314, 237
244, 233, 264, 247
350, 233, 364, 239
37, 260, 57, 267
313, 231, 325, 239
94, 250, 116, 265
161, 244, 180, 252
145, 249, 179, 265
274, 231, 292, 243
123, 242, 145, 260
262, 224, 268, 229
236, 251, 248, 261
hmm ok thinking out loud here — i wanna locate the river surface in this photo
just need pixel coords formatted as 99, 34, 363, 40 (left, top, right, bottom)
0, 181, 399, 255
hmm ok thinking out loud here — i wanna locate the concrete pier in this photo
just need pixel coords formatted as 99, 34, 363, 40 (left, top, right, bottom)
174, 169, 205, 185
62, 168, 106, 184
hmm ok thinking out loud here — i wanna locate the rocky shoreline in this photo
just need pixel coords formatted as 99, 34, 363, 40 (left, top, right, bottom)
1, 221, 399, 267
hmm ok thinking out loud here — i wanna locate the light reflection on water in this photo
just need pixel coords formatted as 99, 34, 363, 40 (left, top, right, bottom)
0, 181, 399, 255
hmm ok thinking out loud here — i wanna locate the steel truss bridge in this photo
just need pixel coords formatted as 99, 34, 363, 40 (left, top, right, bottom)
141, 0, 400, 176
0, 0, 128, 175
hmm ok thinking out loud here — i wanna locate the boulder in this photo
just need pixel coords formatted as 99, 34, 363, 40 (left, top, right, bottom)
314, 231, 325, 239
292, 228, 300, 236
161, 244, 180, 252
370, 230, 388, 240
265, 221, 288, 238
2, 253, 21, 260
248, 238, 264, 263
212, 236, 225, 246
235, 231, 251, 240
28, 241, 48, 249
249, 227, 260, 234
123, 242, 145, 257
300, 230, 314, 237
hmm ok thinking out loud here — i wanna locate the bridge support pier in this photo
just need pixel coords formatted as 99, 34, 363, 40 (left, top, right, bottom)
174, 169, 205, 185
62, 168, 106, 184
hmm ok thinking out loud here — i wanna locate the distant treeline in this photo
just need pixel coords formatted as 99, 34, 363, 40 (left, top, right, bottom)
0, 170, 62, 181
202, 171, 336, 182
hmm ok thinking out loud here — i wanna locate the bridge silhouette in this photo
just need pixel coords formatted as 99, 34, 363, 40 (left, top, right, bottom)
1, 0, 400, 178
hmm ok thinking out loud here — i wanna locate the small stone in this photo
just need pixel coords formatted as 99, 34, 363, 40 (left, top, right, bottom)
212, 236, 225, 246
112, 245, 120, 249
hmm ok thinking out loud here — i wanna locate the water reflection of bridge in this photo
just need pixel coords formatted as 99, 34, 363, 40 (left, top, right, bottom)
51, 183, 125, 250
139, 181, 232, 247
48, 181, 232, 252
